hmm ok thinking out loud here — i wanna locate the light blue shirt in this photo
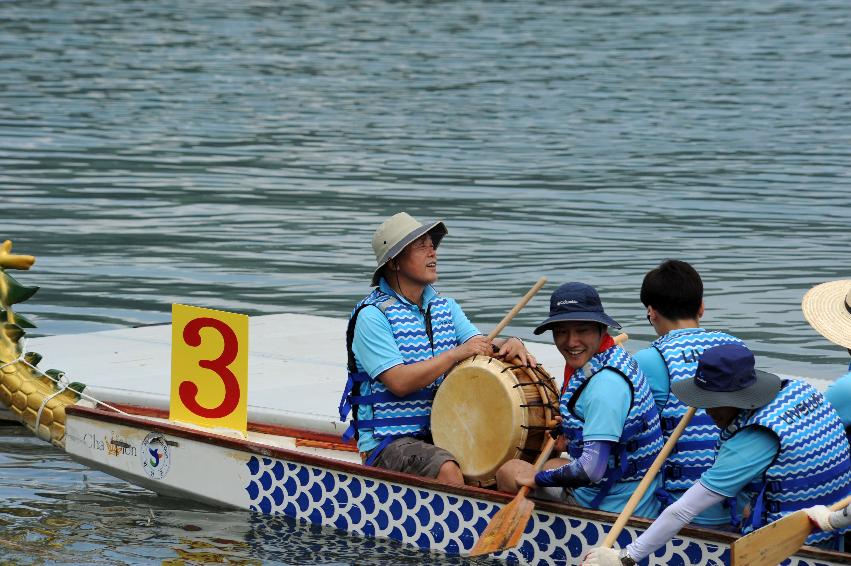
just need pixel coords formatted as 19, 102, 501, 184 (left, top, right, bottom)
825, 371, 851, 429
633, 346, 670, 410
700, 426, 779, 498
570, 369, 662, 518
351, 279, 480, 452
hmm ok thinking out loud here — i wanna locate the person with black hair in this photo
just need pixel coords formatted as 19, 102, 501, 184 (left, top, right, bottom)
632, 259, 746, 528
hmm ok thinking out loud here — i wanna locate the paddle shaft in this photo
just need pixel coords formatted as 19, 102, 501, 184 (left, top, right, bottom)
829, 493, 851, 512
518, 435, 557, 498
601, 406, 697, 548
486, 277, 547, 340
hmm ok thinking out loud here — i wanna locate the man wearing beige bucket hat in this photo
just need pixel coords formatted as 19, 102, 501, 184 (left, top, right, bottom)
799, 279, 851, 535
338, 212, 534, 484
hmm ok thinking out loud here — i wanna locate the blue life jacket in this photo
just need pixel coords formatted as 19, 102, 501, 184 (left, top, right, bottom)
339, 287, 457, 463
727, 379, 851, 546
652, 329, 744, 494
560, 345, 664, 508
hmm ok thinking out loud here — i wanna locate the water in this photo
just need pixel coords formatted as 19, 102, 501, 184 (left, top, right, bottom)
1, 0, 850, 563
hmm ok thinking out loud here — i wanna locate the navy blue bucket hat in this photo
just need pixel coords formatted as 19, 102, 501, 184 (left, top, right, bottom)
533, 282, 621, 335
671, 343, 781, 409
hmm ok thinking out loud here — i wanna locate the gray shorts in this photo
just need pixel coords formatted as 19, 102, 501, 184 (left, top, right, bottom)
369, 437, 456, 479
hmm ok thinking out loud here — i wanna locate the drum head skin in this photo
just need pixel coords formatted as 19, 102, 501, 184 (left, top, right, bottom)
431, 356, 556, 486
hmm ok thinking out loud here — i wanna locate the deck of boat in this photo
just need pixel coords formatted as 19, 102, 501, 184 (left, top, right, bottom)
5, 313, 832, 429
5, 313, 568, 430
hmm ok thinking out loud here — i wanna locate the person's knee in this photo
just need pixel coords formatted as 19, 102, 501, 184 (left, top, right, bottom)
496, 459, 526, 493
437, 460, 464, 485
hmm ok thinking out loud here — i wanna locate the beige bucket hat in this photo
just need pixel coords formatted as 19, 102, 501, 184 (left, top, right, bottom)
371, 212, 447, 286
801, 279, 851, 349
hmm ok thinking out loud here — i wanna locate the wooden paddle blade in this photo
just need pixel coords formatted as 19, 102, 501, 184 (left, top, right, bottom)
730, 510, 811, 566
468, 495, 535, 556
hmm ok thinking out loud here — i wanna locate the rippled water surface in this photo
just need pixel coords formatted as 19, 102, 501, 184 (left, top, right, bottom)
2, 1, 851, 563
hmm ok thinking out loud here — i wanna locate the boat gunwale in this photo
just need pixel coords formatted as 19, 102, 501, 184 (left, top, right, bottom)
65, 404, 851, 564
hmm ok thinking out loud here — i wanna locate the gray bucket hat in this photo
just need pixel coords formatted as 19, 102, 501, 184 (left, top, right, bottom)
371, 212, 447, 286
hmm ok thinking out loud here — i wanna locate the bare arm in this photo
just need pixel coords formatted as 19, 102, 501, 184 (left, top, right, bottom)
378, 335, 493, 397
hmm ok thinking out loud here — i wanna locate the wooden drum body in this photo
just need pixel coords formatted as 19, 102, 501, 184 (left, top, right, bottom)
431, 356, 559, 487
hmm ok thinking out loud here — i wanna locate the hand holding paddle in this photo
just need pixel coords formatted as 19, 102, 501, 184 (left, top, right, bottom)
597, 406, 697, 551
730, 492, 851, 566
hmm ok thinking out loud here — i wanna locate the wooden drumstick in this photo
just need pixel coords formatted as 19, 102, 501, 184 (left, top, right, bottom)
486, 277, 547, 340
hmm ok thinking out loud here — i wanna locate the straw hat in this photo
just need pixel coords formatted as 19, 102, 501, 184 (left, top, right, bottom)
801, 279, 851, 349
370, 212, 447, 286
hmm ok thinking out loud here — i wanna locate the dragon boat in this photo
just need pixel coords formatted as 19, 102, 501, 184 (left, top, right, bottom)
1, 242, 849, 566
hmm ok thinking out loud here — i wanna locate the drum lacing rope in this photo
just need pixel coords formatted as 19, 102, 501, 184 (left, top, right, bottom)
502, 364, 561, 414
1, 338, 130, 417
521, 424, 554, 432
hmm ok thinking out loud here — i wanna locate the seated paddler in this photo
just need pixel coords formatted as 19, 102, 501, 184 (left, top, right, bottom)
802, 279, 851, 443
583, 343, 851, 566
339, 211, 535, 484
800, 278, 851, 538
634, 259, 748, 528
495, 282, 664, 519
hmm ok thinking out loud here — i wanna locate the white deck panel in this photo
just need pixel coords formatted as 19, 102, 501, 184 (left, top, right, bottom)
24, 313, 568, 434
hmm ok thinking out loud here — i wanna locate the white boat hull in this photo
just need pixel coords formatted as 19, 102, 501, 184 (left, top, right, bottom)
64, 405, 851, 566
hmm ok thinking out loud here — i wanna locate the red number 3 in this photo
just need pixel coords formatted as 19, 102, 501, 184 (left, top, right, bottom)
179, 317, 240, 419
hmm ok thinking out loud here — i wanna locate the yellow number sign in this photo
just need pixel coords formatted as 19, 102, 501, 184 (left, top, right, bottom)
170, 304, 249, 434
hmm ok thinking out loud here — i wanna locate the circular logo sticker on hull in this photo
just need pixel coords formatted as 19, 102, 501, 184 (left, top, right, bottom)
140, 432, 172, 480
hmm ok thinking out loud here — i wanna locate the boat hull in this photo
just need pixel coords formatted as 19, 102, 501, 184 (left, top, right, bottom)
64, 405, 850, 566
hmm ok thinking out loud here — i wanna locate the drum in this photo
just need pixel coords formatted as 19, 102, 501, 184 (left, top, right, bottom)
430, 355, 560, 487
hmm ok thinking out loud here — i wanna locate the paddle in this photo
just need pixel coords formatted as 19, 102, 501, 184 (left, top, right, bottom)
469, 332, 630, 557
469, 435, 556, 556
600, 405, 697, 549
730, 493, 851, 566
487, 277, 548, 341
